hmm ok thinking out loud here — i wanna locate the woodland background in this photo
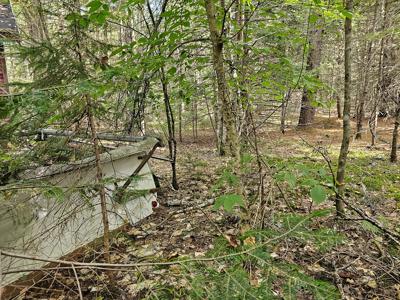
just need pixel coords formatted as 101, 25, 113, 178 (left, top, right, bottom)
0, 0, 400, 299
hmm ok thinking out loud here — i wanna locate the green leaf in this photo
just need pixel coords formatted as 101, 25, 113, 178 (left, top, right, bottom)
87, 0, 102, 13
360, 221, 381, 234
310, 185, 327, 204
284, 172, 297, 188
167, 67, 177, 76
214, 194, 244, 212
317, 168, 327, 177
309, 14, 319, 24
310, 209, 332, 218
338, 7, 353, 19
43, 186, 65, 202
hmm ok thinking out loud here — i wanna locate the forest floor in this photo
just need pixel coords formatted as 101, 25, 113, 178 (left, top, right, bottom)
13, 116, 400, 300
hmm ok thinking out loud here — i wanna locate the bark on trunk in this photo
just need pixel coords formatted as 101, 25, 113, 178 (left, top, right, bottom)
204, 0, 239, 158
280, 91, 290, 134
336, 0, 353, 218
161, 70, 179, 190
336, 92, 342, 119
87, 99, 111, 263
178, 99, 183, 143
369, 109, 378, 146
355, 0, 379, 140
390, 106, 400, 162
371, 0, 389, 146
237, 2, 251, 139
213, 74, 225, 155
192, 97, 198, 142
298, 18, 323, 127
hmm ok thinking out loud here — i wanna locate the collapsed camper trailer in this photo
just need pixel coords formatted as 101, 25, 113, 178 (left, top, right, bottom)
0, 130, 162, 287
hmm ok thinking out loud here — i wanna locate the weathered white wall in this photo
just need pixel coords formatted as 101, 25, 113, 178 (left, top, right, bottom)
0, 145, 157, 286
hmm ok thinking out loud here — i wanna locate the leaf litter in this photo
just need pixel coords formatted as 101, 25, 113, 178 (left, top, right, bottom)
17, 129, 400, 299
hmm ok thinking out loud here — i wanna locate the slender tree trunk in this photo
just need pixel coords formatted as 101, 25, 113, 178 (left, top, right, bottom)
87, 99, 111, 263
334, 57, 342, 119
213, 75, 225, 155
390, 106, 400, 162
192, 97, 198, 142
237, 1, 252, 139
22, 0, 49, 42
204, 90, 217, 140
336, 92, 342, 119
298, 17, 323, 127
336, 0, 353, 218
281, 90, 290, 133
371, 0, 389, 146
369, 108, 378, 146
161, 70, 179, 190
192, 99, 195, 141
204, 0, 239, 159
71, 3, 111, 261
35, 0, 50, 41
178, 99, 183, 143
356, 0, 379, 139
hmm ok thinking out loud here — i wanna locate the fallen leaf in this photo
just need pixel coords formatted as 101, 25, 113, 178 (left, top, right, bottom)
270, 252, 279, 258
224, 234, 239, 248
243, 236, 256, 246
127, 280, 155, 296
240, 224, 251, 234
168, 251, 179, 258
169, 265, 181, 274
307, 263, 325, 273
250, 277, 260, 287
394, 284, 400, 299
172, 229, 183, 237
367, 280, 377, 289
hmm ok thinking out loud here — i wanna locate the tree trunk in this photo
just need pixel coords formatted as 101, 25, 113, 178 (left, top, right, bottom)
298, 18, 323, 127
369, 109, 378, 146
336, 0, 353, 218
161, 70, 179, 190
213, 75, 225, 155
281, 90, 290, 133
336, 92, 342, 119
204, 0, 239, 158
355, 0, 379, 140
204, 89, 217, 140
192, 97, 198, 142
71, 3, 111, 261
178, 99, 183, 143
87, 99, 111, 263
390, 106, 400, 162
371, 0, 389, 146
237, 1, 251, 139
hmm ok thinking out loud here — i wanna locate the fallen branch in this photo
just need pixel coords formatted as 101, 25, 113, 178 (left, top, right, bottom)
298, 136, 400, 246
157, 198, 215, 228
71, 264, 83, 300
340, 196, 400, 246
0, 213, 308, 271
114, 140, 162, 203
